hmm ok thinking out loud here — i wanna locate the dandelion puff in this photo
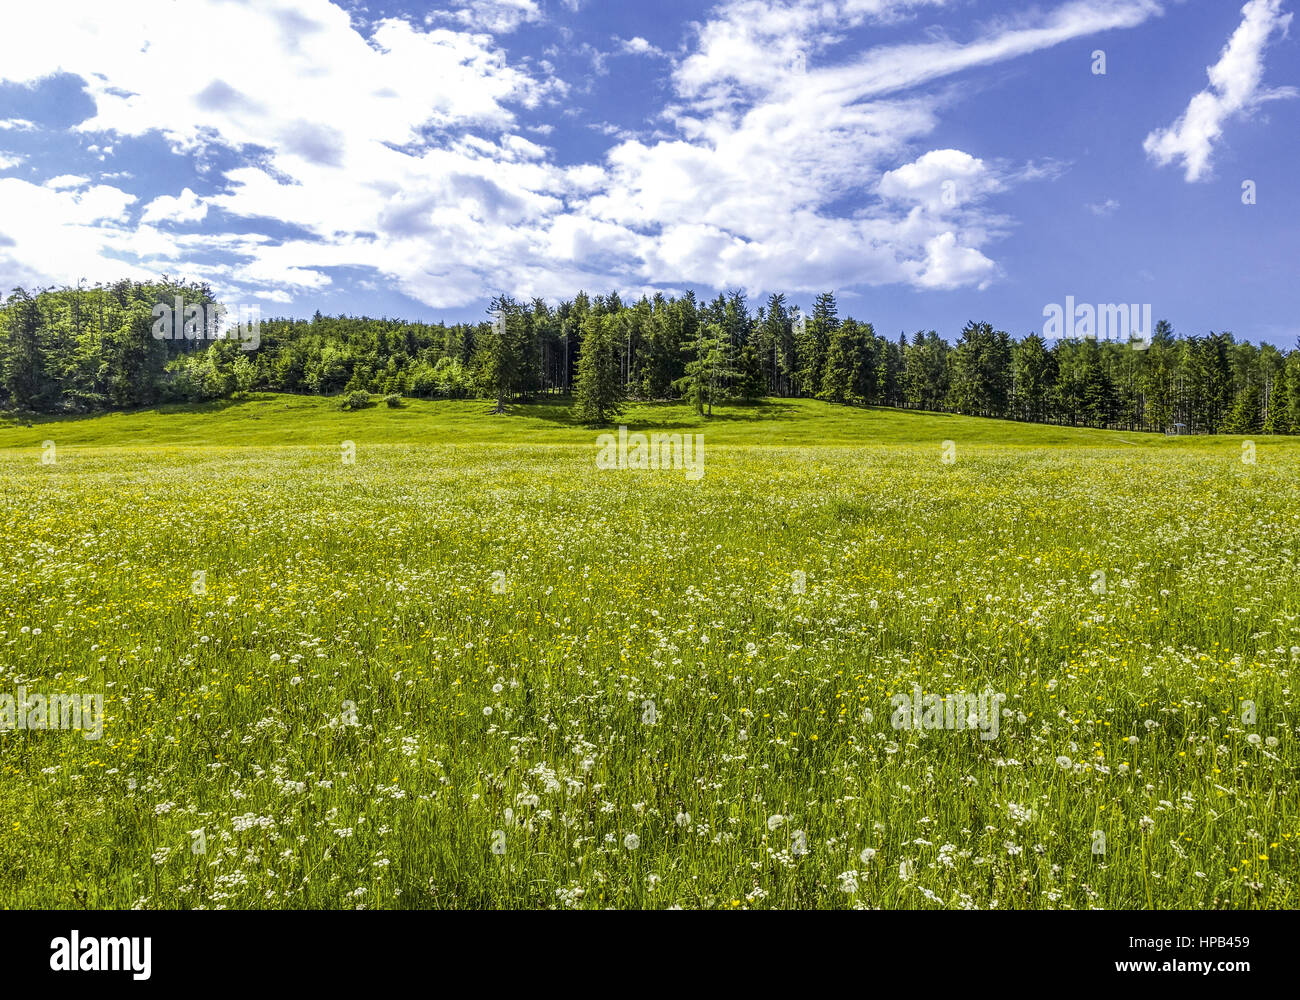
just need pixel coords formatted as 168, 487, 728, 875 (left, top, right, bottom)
766, 814, 784, 832
624, 833, 640, 851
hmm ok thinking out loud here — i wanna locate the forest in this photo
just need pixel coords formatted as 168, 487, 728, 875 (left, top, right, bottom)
0, 278, 1294, 434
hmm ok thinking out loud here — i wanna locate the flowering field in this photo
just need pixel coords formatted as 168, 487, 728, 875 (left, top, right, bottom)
0, 396, 1296, 909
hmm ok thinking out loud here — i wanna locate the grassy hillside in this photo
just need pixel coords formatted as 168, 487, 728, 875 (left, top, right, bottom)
0, 395, 1295, 909
2, 392, 1286, 452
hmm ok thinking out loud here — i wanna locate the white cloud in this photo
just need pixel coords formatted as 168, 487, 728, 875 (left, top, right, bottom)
141, 188, 209, 225
1144, 0, 1296, 182
0, 176, 149, 289
439, 0, 544, 34
615, 36, 667, 57
582, 0, 1157, 293
44, 174, 91, 190
912, 232, 998, 290
878, 149, 1006, 213
0, 0, 1165, 304
0, 152, 25, 169
1087, 198, 1120, 216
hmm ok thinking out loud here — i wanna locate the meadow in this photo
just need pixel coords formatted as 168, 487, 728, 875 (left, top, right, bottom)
0, 394, 1295, 909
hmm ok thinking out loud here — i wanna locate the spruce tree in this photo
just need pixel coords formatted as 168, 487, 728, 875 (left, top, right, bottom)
574, 314, 625, 425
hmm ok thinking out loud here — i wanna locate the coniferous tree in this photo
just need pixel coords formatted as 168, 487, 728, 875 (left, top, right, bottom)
676, 320, 735, 416
574, 313, 625, 425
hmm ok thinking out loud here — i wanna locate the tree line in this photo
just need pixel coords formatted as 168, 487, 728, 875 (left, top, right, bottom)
1, 279, 1296, 434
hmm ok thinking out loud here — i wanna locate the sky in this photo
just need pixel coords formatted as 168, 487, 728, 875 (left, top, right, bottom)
0, 0, 1297, 344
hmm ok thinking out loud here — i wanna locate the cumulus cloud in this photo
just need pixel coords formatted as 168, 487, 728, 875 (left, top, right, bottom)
615, 36, 667, 57
878, 149, 1007, 213
141, 188, 209, 225
593, 0, 1158, 293
44, 174, 90, 190
0, 0, 1166, 304
1144, 0, 1296, 182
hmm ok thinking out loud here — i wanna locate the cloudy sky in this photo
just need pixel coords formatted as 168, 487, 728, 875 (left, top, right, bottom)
0, 0, 1296, 343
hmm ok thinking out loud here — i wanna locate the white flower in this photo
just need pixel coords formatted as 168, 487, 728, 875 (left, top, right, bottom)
859, 847, 876, 864
675, 811, 691, 828
1139, 816, 1155, 834
1246, 733, 1261, 746
1055, 755, 1072, 769
766, 814, 784, 832
898, 860, 913, 881
624, 833, 640, 851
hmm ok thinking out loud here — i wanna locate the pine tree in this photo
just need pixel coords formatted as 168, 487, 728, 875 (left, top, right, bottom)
818, 319, 859, 403
476, 295, 523, 413
2, 288, 51, 410
675, 321, 735, 416
574, 314, 625, 425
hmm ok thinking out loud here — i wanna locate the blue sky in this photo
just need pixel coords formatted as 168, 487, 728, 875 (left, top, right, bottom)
0, 0, 1297, 344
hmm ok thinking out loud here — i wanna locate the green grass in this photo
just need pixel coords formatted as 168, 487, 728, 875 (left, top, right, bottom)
0, 391, 1260, 450
0, 394, 1295, 909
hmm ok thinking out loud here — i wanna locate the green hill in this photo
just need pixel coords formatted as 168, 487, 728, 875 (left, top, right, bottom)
0, 392, 1286, 452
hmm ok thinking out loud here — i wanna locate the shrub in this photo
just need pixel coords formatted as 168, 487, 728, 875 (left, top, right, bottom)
339, 390, 372, 411
384, 393, 403, 408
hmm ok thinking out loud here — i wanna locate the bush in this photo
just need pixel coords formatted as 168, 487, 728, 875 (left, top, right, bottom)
339, 390, 372, 411
384, 393, 403, 408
